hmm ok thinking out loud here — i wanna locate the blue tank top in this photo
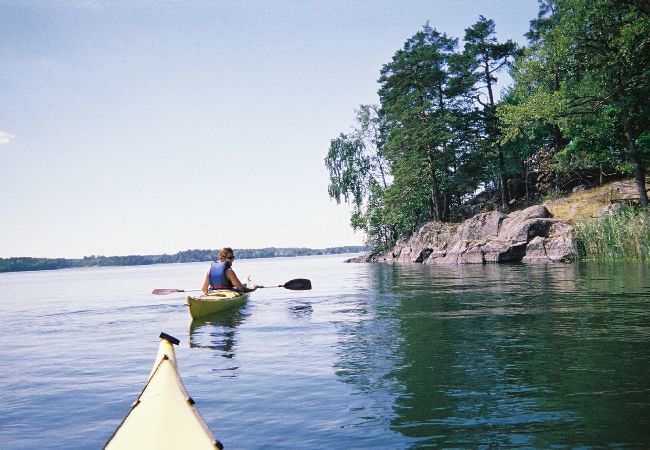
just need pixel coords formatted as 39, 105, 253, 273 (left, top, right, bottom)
208, 261, 233, 289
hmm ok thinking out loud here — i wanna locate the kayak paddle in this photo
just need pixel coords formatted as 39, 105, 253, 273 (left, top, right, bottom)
152, 278, 312, 295
152, 288, 203, 295
258, 278, 312, 290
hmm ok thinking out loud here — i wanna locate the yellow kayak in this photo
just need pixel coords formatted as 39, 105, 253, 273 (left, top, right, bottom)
104, 333, 222, 450
186, 290, 247, 320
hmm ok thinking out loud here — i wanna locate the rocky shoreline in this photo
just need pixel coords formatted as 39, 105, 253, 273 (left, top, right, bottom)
347, 179, 648, 265
348, 205, 575, 264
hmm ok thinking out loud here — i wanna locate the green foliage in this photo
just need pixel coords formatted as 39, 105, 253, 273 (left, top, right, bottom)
325, 133, 369, 207
325, 2, 650, 252
504, 0, 650, 202
463, 15, 519, 207
541, 187, 564, 202
575, 206, 650, 261
498, 84, 568, 144
382, 153, 432, 235
353, 184, 399, 251
379, 24, 476, 222
325, 105, 389, 210
324, 105, 393, 246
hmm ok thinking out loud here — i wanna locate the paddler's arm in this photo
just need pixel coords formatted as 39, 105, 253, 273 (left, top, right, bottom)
201, 271, 210, 294
226, 269, 258, 293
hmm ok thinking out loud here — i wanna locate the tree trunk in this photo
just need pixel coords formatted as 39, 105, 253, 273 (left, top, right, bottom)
599, 163, 604, 187
551, 124, 565, 153
427, 151, 443, 221
629, 142, 648, 207
484, 59, 508, 210
634, 166, 648, 207
498, 144, 508, 209
444, 192, 451, 220
522, 161, 529, 204
617, 75, 648, 207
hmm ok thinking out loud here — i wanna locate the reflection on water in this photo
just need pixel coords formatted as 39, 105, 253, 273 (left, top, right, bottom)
286, 300, 313, 320
189, 307, 249, 375
334, 262, 650, 448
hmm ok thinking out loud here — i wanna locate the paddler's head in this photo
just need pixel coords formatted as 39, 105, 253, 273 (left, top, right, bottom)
218, 247, 235, 263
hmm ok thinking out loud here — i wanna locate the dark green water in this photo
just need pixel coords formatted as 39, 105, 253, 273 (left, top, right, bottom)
0, 257, 648, 448
343, 262, 650, 448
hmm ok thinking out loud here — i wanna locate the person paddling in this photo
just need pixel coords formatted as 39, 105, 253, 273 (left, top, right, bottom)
202, 247, 258, 294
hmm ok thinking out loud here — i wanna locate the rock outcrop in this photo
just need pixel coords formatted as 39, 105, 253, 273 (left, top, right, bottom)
349, 205, 576, 264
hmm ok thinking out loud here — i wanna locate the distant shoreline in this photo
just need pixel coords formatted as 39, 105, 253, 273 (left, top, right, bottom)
0, 246, 368, 273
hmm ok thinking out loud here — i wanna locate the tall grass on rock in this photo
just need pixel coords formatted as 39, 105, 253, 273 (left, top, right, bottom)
576, 206, 650, 261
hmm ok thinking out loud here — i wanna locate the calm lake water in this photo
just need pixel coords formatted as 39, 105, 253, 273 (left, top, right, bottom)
1, 254, 649, 449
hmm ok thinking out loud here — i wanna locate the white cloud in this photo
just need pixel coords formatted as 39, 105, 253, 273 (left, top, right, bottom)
0, 131, 16, 145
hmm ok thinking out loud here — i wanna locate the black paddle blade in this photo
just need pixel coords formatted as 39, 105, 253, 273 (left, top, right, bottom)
282, 278, 312, 290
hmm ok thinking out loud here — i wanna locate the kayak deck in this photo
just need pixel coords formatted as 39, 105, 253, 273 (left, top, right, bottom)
186, 290, 247, 320
104, 333, 222, 450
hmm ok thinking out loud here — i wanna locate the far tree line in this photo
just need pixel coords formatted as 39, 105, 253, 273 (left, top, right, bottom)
325, 0, 649, 250
0, 246, 368, 273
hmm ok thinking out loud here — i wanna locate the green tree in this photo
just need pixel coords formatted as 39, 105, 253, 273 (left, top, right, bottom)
559, 0, 650, 206
463, 16, 518, 208
378, 24, 475, 222
325, 105, 393, 247
502, 0, 650, 205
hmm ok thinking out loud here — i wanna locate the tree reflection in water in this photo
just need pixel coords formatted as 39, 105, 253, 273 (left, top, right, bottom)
333, 262, 650, 447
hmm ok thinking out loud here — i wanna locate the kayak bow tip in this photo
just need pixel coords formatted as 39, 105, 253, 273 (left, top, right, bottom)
159, 332, 180, 346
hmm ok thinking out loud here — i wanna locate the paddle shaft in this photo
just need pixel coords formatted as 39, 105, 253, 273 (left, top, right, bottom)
152, 278, 311, 295
152, 288, 203, 295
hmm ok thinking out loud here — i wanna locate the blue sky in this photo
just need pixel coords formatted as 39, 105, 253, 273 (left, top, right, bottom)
0, 0, 539, 258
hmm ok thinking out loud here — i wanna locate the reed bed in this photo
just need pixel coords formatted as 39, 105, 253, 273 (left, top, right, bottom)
575, 206, 650, 261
